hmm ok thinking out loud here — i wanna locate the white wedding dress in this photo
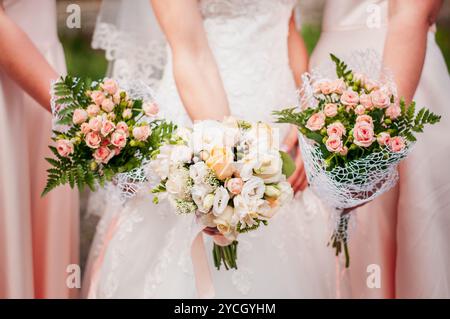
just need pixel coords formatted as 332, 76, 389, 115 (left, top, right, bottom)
84, 0, 340, 298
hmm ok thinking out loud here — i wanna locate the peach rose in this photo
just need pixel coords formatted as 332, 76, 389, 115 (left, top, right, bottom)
353, 122, 375, 148
385, 104, 401, 120
306, 112, 326, 131
327, 122, 346, 137
101, 120, 115, 137
226, 178, 243, 195
56, 139, 74, 157
93, 146, 114, 164
115, 122, 129, 136
90, 90, 105, 106
101, 98, 115, 113
132, 125, 151, 142
88, 116, 103, 132
325, 134, 343, 153
355, 104, 366, 115
206, 147, 235, 180
388, 136, 406, 153
370, 90, 390, 109
80, 123, 90, 135
101, 79, 119, 95
111, 131, 127, 148
319, 81, 333, 95
359, 94, 373, 109
356, 114, 374, 127
340, 90, 359, 106
324, 103, 338, 117
86, 104, 100, 117
339, 146, 348, 156
85, 132, 102, 149
377, 132, 391, 146
331, 79, 346, 94
365, 79, 380, 92
143, 102, 159, 117
72, 109, 88, 125
122, 109, 132, 120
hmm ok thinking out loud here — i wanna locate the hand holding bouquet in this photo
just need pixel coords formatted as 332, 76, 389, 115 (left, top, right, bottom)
42, 77, 175, 196
150, 118, 295, 270
275, 52, 441, 266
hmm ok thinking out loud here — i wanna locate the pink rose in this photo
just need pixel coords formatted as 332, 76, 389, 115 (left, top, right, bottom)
132, 125, 151, 142
306, 112, 326, 131
356, 114, 374, 127
370, 90, 390, 109
111, 131, 127, 148
101, 79, 119, 95
359, 94, 373, 109
327, 122, 346, 137
80, 123, 90, 135
388, 136, 406, 153
365, 79, 380, 92
85, 132, 102, 149
72, 109, 88, 125
88, 116, 103, 132
143, 102, 159, 117
115, 121, 129, 136
101, 120, 115, 137
56, 139, 74, 157
325, 134, 343, 153
353, 122, 375, 148
93, 146, 115, 164
324, 103, 338, 117
101, 98, 115, 113
385, 104, 401, 120
122, 109, 132, 120
317, 81, 333, 95
226, 178, 243, 195
330, 79, 346, 95
101, 138, 110, 147
86, 104, 100, 117
90, 90, 105, 106
340, 90, 359, 106
377, 132, 391, 146
355, 104, 366, 115
339, 146, 348, 156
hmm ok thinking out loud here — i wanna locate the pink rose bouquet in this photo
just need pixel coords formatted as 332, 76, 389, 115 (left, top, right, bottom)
42, 76, 175, 196
275, 53, 440, 266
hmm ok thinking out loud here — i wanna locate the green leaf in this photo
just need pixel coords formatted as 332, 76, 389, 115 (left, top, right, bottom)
280, 151, 296, 178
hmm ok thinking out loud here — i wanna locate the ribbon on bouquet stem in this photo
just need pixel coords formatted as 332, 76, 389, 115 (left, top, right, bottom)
190, 222, 215, 299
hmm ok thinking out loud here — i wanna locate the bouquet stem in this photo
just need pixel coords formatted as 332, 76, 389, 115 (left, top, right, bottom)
213, 241, 238, 270
329, 212, 350, 268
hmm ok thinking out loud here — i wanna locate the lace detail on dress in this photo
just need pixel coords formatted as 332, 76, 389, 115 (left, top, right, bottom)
92, 22, 167, 89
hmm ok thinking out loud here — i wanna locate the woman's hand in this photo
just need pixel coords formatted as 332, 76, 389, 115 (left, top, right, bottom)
282, 125, 308, 194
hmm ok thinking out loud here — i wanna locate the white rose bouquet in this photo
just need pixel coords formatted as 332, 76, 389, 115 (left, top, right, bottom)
150, 118, 295, 270
275, 52, 441, 267
42, 76, 175, 196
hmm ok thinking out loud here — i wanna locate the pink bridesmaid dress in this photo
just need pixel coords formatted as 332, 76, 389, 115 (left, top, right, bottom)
311, 0, 450, 298
0, 0, 79, 298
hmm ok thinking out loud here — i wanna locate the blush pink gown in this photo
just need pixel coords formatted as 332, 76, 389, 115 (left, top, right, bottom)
0, 0, 79, 298
311, 0, 450, 298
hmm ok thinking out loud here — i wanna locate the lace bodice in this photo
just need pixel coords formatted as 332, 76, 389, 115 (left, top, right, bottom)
156, 0, 298, 135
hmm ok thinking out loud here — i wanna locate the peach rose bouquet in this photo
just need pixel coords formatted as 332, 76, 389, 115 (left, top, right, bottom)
42, 76, 175, 196
150, 118, 295, 270
275, 52, 441, 267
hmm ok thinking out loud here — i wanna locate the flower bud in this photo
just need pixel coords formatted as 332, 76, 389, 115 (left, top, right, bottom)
265, 185, 281, 198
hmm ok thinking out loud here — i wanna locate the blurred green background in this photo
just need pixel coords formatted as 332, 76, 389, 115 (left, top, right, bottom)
57, 0, 450, 80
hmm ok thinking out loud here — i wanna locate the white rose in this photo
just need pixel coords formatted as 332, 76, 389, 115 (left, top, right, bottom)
170, 144, 193, 164
233, 195, 259, 228
213, 206, 236, 237
241, 176, 266, 202
192, 120, 233, 153
213, 186, 230, 216
166, 167, 190, 199
252, 151, 283, 184
192, 185, 214, 213
189, 161, 209, 184
148, 144, 172, 180
243, 122, 280, 155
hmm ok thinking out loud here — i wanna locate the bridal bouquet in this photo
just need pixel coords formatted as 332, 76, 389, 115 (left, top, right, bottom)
42, 76, 175, 196
150, 118, 294, 270
275, 52, 441, 266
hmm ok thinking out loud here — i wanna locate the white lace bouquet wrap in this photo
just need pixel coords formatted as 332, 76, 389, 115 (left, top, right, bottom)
275, 50, 441, 266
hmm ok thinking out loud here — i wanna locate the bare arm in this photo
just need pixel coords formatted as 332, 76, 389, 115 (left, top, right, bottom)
383, 0, 442, 103
151, 0, 230, 121
0, 4, 59, 112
